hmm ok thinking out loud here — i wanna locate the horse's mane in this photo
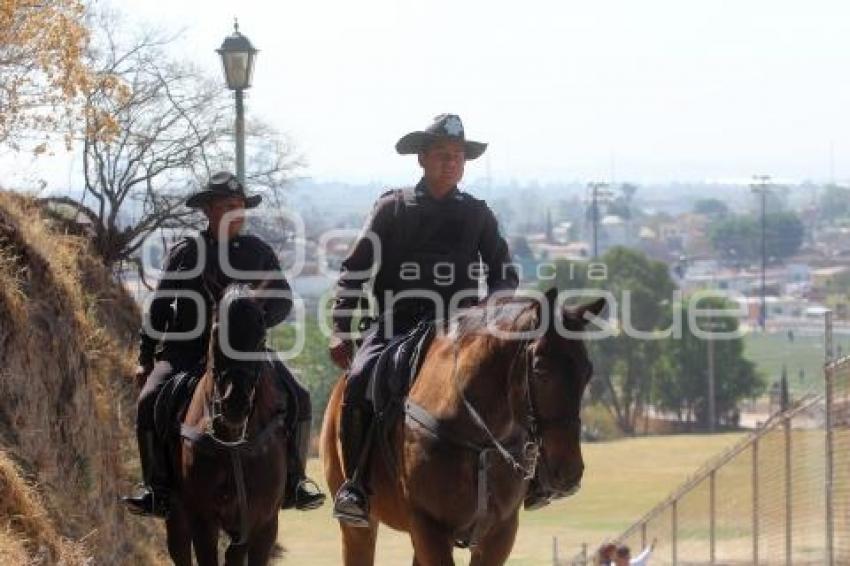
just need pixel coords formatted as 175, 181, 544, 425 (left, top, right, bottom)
449, 295, 540, 343
206, 283, 266, 372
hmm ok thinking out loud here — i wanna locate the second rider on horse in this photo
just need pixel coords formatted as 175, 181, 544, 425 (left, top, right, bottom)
122, 171, 325, 518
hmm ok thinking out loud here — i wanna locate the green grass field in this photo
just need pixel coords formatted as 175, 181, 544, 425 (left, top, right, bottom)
743, 331, 833, 394
275, 433, 744, 565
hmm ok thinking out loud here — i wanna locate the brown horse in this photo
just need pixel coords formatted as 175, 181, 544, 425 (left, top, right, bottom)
165, 284, 288, 566
321, 288, 604, 565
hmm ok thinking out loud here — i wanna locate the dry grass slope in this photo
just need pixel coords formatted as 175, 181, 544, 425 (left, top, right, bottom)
0, 190, 165, 564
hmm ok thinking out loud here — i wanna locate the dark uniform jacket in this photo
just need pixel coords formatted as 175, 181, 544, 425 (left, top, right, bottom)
332, 178, 518, 333
139, 230, 292, 367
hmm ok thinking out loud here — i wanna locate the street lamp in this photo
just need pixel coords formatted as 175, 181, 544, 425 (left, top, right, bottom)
217, 19, 258, 184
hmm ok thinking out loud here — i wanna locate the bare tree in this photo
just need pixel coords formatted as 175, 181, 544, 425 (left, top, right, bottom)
39, 12, 301, 272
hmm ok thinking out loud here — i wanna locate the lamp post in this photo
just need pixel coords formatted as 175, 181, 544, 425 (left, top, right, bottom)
217, 19, 258, 184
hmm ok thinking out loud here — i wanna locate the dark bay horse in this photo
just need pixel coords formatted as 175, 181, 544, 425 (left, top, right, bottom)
321, 289, 604, 565
166, 284, 288, 566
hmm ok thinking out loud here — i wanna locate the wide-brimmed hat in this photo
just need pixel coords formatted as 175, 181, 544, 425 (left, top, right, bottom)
395, 114, 487, 160
185, 171, 262, 209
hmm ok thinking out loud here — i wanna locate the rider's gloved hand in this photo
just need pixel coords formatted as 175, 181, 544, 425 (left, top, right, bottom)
328, 334, 353, 370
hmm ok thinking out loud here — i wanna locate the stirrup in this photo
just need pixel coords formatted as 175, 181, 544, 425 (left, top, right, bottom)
332, 481, 370, 527
121, 485, 170, 518
294, 478, 326, 511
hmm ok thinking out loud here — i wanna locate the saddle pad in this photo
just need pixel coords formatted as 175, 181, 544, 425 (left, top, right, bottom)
154, 367, 203, 440
368, 321, 436, 417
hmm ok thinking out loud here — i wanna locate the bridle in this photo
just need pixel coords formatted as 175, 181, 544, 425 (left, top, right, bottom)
519, 343, 583, 499
207, 364, 259, 446
452, 337, 583, 499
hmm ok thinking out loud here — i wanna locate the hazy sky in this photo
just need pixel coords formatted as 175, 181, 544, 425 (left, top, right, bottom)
12, 1, 850, 188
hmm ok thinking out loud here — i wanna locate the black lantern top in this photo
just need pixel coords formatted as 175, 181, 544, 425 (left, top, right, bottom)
216, 19, 258, 90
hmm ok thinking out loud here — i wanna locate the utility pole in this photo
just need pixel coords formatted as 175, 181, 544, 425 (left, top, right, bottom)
707, 312, 716, 432
750, 175, 772, 331
588, 181, 610, 259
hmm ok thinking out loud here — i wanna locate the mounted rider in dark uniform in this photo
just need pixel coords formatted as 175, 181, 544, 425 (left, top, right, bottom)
122, 171, 325, 518
328, 114, 520, 526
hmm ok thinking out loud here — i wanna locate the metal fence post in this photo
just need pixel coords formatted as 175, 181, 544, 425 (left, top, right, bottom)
825, 311, 835, 566
641, 522, 647, 550
753, 439, 759, 565
672, 499, 678, 566
784, 413, 792, 565
710, 469, 716, 565
825, 366, 835, 566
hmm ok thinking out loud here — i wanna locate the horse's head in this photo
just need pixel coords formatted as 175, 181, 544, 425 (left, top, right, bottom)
519, 288, 605, 499
209, 283, 266, 441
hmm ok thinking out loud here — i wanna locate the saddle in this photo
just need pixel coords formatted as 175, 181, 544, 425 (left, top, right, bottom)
366, 321, 436, 462
153, 353, 294, 442
154, 364, 205, 441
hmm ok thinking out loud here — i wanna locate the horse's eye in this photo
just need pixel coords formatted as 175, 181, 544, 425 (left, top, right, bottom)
532, 357, 549, 375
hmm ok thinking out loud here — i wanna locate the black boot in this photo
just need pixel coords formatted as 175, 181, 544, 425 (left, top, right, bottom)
282, 419, 326, 511
332, 403, 373, 527
121, 430, 170, 518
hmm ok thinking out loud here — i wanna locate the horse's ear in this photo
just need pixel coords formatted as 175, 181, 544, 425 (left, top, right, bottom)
574, 297, 607, 326
535, 287, 559, 332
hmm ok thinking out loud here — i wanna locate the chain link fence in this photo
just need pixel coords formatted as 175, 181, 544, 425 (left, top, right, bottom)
564, 316, 850, 565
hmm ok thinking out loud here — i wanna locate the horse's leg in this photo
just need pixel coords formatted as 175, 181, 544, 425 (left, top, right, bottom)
468, 512, 519, 566
408, 511, 454, 566
339, 520, 379, 566
190, 516, 220, 566
244, 515, 278, 566
165, 503, 192, 566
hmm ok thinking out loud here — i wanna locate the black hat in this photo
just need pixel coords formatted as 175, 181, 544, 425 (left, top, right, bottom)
185, 171, 262, 209
395, 114, 487, 160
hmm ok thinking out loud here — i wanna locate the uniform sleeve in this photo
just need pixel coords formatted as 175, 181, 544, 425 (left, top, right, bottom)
255, 242, 293, 328
331, 195, 395, 334
479, 204, 519, 294
139, 241, 191, 366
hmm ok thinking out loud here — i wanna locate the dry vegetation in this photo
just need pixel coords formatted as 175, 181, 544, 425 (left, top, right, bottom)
0, 190, 165, 564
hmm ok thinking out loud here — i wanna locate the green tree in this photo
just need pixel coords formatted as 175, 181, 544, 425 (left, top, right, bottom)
819, 184, 850, 223
693, 198, 729, 217
655, 297, 764, 429
269, 315, 340, 434
709, 212, 804, 262
551, 247, 676, 433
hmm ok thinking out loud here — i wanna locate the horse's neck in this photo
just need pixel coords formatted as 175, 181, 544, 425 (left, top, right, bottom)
435, 334, 527, 440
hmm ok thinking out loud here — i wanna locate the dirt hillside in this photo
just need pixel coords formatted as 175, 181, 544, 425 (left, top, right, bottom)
0, 190, 165, 564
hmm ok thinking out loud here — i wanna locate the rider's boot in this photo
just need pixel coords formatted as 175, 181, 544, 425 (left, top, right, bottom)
121, 430, 171, 518
281, 419, 326, 511
332, 402, 374, 527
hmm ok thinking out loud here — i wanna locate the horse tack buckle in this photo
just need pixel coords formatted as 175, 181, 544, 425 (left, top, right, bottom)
522, 442, 540, 480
